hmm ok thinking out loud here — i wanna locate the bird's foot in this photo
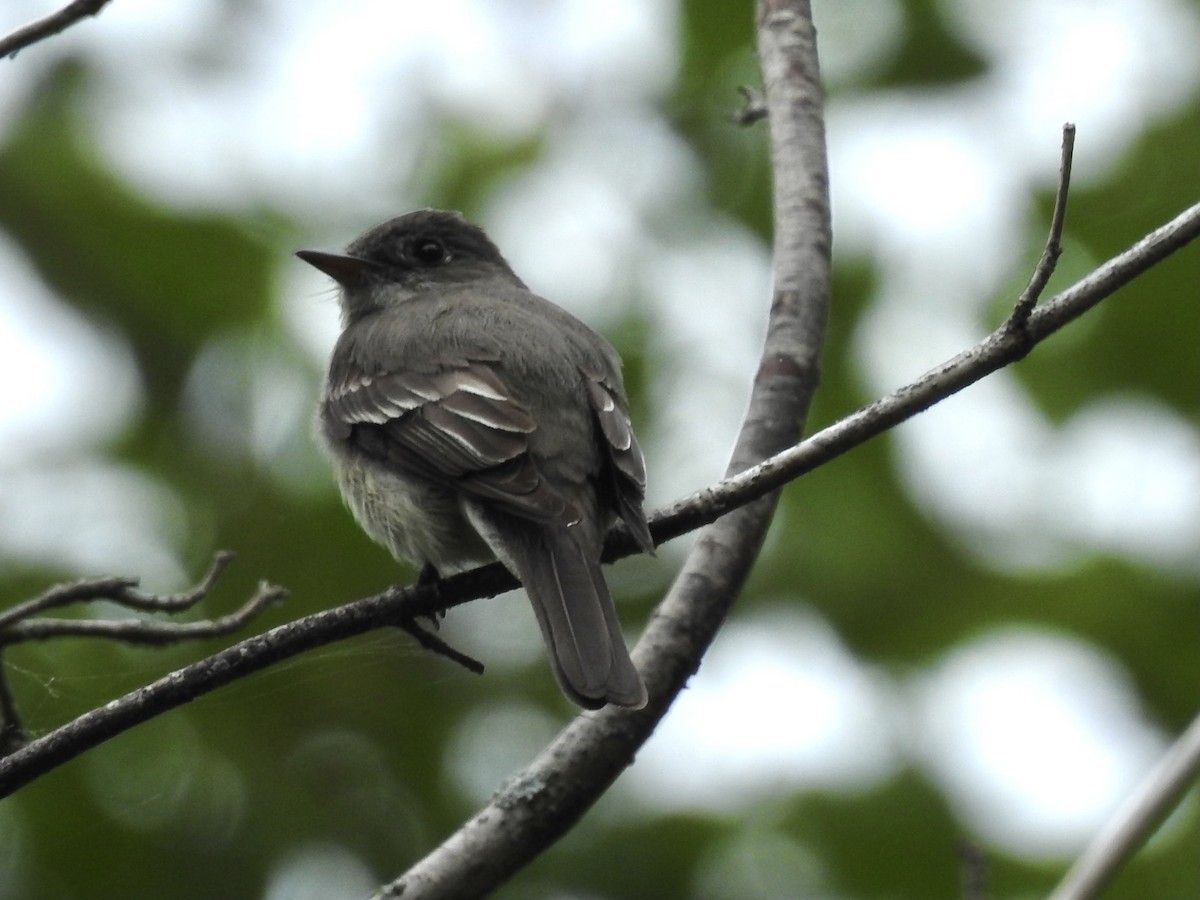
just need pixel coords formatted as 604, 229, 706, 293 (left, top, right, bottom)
415, 562, 446, 630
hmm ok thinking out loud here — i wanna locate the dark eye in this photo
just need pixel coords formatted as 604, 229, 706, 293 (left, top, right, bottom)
411, 238, 448, 266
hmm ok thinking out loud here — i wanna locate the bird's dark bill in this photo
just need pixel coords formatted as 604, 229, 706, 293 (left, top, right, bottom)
296, 249, 381, 286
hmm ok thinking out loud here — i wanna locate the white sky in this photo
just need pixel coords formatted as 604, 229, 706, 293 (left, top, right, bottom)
1, 0, 1199, 869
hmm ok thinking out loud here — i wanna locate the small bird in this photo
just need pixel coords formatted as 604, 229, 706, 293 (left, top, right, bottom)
298, 209, 653, 709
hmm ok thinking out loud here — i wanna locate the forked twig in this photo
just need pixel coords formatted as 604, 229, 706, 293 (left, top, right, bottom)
0, 553, 285, 752
1009, 122, 1077, 331
0, 551, 237, 631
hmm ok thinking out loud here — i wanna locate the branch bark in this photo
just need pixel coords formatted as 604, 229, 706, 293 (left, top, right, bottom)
1, 2, 1197, 896
0, 551, 284, 644
651, 196, 1200, 549
0, 0, 113, 59
0, 551, 284, 750
1049, 708, 1200, 900
384, 1, 830, 894
2, 194, 1198, 800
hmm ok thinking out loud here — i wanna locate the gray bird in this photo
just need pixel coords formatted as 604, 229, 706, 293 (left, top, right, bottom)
298, 209, 653, 708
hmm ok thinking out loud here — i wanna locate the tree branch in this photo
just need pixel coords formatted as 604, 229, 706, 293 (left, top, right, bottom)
1, 582, 285, 646
0, 550, 243, 633
1049, 708, 1200, 900
733, 85, 768, 126
2, 4, 1194, 897
382, 1, 832, 894
0, 0, 113, 59
1010, 122, 1077, 330
0, 577, 446, 789
0, 552, 285, 750
650, 195, 1200, 544
0, 650, 26, 756
1, 191, 1197, 800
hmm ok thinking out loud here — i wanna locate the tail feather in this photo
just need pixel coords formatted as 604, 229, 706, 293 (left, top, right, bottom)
537, 527, 645, 708
465, 505, 646, 708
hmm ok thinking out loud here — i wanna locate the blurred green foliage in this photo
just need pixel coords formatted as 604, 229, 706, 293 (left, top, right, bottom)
0, 65, 279, 407
2, 2, 1199, 899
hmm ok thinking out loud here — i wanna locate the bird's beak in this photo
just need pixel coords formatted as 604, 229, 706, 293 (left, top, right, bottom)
295, 250, 382, 287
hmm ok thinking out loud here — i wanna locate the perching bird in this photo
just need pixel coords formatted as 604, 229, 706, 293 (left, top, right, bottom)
298, 209, 653, 708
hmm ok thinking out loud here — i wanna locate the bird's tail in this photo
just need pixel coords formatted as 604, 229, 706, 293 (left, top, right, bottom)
469, 508, 646, 709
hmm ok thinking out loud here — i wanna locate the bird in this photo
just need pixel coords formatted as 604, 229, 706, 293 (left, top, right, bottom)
297, 209, 654, 709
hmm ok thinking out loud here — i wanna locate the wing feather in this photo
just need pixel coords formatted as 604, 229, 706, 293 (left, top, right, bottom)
584, 377, 653, 553
326, 359, 571, 523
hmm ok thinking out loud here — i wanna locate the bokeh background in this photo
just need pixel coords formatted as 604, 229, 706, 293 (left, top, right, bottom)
2, 1, 1199, 897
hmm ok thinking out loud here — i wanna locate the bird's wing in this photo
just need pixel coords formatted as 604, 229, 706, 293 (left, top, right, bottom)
325, 360, 575, 523
583, 372, 654, 554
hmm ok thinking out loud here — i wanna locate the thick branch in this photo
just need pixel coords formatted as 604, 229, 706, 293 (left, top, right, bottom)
1049, 709, 1200, 900
383, 1, 831, 894
0, 578, 446, 790
1, 194, 1198, 800
0, 0, 113, 59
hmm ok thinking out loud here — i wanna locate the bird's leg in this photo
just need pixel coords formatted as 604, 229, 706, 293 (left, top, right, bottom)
416, 561, 440, 587
393, 562, 483, 674
415, 561, 446, 630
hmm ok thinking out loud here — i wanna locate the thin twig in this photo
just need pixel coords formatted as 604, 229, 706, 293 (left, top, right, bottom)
0, 0, 114, 59
103, 549, 237, 612
1049, 709, 1200, 900
385, 0, 832, 894
1, 195, 1199, 803
396, 619, 486, 675
0, 649, 27, 754
643, 195, 1200, 550
0, 578, 449, 791
0, 554, 283, 759
733, 85, 768, 126
2, 581, 287, 646
1010, 122, 1077, 331
0, 576, 137, 630
0, 551, 235, 631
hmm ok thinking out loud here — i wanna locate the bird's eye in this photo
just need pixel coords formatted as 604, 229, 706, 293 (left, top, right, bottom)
411, 238, 448, 265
